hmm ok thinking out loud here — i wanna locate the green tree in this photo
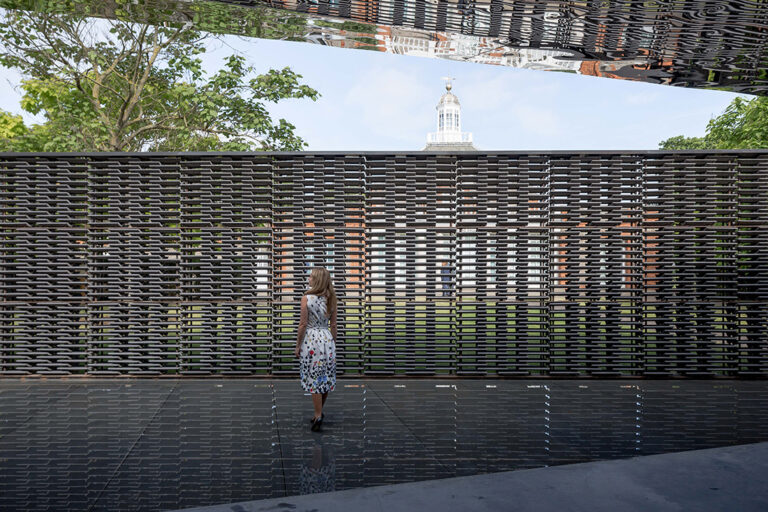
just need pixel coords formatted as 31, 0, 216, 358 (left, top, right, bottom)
0, 5, 319, 151
657, 135, 709, 150
0, 110, 28, 141
659, 96, 768, 150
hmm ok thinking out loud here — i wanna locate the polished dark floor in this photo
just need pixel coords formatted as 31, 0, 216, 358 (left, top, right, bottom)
1, 379, 767, 511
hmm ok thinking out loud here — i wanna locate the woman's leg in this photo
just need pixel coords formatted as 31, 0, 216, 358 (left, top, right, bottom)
312, 392, 323, 420
321, 391, 328, 407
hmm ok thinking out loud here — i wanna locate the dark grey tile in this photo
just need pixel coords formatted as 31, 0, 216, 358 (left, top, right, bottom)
91, 380, 278, 512
2, 378, 768, 512
0, 379, 174, 510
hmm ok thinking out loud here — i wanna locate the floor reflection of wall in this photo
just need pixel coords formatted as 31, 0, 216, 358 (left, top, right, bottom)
1, 379, 767, 511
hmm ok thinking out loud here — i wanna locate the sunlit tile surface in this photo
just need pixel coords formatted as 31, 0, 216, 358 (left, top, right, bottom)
1, 378, 767, 511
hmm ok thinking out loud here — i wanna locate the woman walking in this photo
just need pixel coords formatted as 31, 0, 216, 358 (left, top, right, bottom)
294, 267, 338, 432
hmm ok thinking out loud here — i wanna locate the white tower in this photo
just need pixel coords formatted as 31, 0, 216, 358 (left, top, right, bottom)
424, 78, 476, 151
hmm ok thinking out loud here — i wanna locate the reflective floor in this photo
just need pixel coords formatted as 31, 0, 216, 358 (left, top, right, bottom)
1, 379, 767, 511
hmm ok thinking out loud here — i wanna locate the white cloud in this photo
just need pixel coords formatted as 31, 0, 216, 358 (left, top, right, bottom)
342, 66, 434, 143
461, 68, 561, 113
458, 68, 565, 139
509, 103, 563, 136
624, 90, 661, 105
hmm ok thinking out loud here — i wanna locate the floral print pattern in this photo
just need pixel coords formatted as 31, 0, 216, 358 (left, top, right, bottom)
300, 460, 336, 494
299, 294, 336, 394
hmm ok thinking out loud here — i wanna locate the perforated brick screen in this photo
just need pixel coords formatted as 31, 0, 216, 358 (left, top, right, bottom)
1, 152, 766, 376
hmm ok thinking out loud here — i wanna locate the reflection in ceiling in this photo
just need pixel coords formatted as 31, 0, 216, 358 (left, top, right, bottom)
3, 0, 768, 94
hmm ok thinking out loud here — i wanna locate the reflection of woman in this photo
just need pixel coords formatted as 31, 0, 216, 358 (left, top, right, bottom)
299, 439, 336, 495
294, 267, 338, 432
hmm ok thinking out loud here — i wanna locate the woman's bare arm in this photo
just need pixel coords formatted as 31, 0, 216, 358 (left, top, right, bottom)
330, 305, 338, 342
296, 295, 308, 350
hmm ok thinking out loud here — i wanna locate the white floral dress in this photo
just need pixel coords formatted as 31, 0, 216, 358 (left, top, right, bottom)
299, 294, 337, 394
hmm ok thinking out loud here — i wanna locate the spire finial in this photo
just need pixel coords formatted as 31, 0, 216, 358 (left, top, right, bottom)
441, 76, 455, 91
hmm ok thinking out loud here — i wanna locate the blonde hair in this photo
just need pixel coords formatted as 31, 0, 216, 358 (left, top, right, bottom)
306, 267, 337, 320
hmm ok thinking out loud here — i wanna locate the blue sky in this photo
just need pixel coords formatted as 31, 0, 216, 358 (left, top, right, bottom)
0, 31, 753, 151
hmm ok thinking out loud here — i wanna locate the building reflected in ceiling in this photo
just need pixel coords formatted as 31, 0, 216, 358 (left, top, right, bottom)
230, 0, 768, 94
3, 0, 767, 94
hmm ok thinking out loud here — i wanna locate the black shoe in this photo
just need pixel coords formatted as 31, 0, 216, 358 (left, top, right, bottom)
311, 416, 322, 432
308, 412, 325, 424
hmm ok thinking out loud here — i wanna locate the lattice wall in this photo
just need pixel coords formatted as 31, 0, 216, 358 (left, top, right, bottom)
1, 152, 766, 377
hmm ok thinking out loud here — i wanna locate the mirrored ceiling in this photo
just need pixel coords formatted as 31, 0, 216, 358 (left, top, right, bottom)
3, 0, 767, 94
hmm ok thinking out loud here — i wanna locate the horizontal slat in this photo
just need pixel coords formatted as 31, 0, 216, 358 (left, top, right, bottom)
0, 152, 766, 377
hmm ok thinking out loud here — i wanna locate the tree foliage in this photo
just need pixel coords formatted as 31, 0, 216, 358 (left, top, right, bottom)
0, 4, 319, 151
0, 110, 28, 141
658, 135, 709, 150
659, 96, 768, 150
